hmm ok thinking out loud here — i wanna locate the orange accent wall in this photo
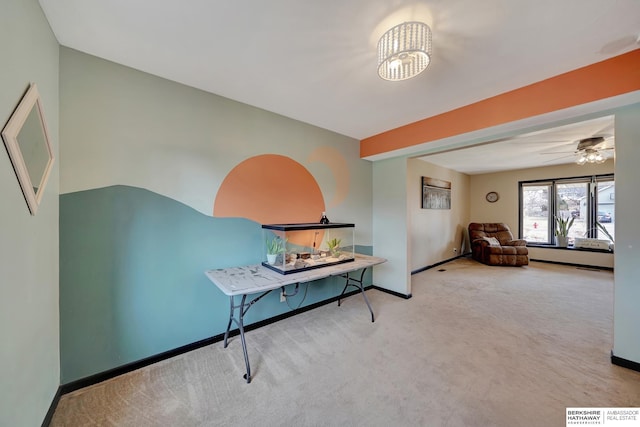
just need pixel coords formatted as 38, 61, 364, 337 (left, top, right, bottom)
361, 49, 640, 158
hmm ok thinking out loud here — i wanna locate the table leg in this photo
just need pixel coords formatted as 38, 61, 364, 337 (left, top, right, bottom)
223, 296, 234, 348
338, 268, 375, 322
223, 290, 274, 383
237, 294, 251, 383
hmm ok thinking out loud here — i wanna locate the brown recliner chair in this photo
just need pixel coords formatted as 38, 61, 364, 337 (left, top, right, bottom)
468, 223, 529, 266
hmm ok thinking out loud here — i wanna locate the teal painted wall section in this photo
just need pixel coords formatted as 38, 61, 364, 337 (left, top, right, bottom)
58, 47, 374, 384
60, 185, 372, 383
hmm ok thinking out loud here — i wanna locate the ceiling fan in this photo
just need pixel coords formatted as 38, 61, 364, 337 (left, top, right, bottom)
541, 136, 614, 165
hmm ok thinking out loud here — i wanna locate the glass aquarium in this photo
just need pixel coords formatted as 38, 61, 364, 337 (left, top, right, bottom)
262, 223, 355, 274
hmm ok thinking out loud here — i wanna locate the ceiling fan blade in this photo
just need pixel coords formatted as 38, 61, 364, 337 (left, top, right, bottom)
517, 140, 573, 144
592, 121, 615, 139
542, 154, 576, 163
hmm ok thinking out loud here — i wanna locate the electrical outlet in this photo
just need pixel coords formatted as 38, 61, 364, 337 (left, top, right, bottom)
280, 289, 286, 302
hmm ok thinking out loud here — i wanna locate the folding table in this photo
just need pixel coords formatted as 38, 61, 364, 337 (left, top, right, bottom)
205, 254, 386, 383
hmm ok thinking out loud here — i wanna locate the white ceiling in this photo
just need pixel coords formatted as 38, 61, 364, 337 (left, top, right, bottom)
418, 115, 615, 174
39, 0, 640, 171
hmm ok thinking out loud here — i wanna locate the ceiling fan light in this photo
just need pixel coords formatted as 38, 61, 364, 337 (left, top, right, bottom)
576, 154, 587, 165
576, 146, 608, 165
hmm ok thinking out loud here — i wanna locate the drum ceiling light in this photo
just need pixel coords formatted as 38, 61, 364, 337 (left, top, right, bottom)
377, 21, 432, 81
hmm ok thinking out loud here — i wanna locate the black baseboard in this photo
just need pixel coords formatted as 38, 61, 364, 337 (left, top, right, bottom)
371, 285, 411, 299
58, 286, 373, 397
611, 352, 640, 373
41, 386, 62, 427
411, 253, 470, 275
59, 334, 222, 395
530, 258, 614, 271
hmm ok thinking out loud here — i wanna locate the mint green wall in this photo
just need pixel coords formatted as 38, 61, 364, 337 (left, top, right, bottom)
59, 47, 373, 234
59, 48, 373, 383
372, 157, 410, 295
0, 1, 59, 425
613, 103, 640, 365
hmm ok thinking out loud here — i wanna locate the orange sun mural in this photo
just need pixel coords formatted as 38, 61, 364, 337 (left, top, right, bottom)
213, 154, 325, 225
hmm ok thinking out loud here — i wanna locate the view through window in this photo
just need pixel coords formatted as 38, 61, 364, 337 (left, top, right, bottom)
520, 175, 614, 246
596, 179, 615, 242
521, 183, 550, 243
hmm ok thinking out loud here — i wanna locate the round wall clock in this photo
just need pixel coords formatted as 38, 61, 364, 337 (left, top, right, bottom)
486, 191, 499, 203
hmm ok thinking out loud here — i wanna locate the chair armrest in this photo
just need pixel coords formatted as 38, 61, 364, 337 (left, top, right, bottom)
471, 238, 490, 247
505, 239, 527, 246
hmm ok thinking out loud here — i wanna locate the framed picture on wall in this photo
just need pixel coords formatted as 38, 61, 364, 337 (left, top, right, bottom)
422, 177, 451, 209
1, 83, 55, 215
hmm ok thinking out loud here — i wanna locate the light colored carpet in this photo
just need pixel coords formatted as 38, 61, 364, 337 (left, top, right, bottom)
51, 259, 640, 426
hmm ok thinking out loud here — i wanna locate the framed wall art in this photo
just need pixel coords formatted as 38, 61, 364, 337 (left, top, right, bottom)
422, 177, 451, 209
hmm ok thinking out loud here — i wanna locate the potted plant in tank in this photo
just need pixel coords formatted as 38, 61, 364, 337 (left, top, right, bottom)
554, 213, 574, 247
266, 236, 286, 265
326, 237, 341, 258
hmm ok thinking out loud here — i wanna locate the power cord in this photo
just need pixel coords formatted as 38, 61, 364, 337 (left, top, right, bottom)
283, 283, 309, 310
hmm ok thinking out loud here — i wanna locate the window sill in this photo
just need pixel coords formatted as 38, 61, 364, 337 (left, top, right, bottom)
527, 243, 613, 254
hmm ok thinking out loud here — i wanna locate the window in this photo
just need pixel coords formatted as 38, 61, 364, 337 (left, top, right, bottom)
519, 174, 614, 246
556, 181, 589, 243
596, 179, 615, 242
521, 183, 550, 243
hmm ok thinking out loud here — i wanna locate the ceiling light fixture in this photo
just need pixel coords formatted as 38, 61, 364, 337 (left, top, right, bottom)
377, 21, 432, 81
575, 137, 607, 165
576, 149, 606, 165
